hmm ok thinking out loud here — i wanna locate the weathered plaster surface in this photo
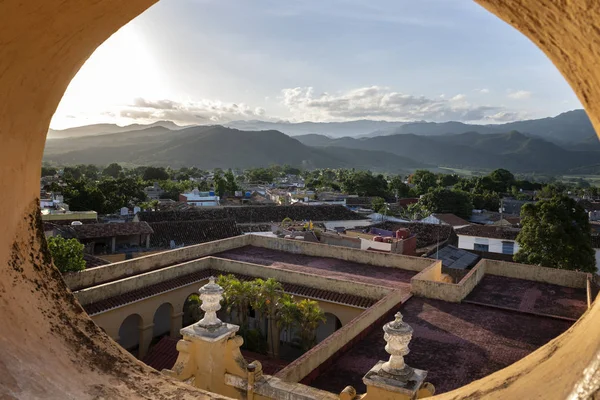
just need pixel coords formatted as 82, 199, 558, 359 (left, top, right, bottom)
0, 0, 599, 398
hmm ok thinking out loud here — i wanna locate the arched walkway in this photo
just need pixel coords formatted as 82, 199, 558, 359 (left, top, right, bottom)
315, 312, 342, 344
152, 302, 174, 339
1, 1, 600, 398
118, 314, 142, 355
182, 293, 203, 328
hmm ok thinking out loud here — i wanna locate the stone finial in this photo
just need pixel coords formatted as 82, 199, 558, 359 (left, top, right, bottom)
197, 277, 224, 330
381, 312, 413, 377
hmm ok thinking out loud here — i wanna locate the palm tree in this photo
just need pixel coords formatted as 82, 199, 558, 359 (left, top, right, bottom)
277, 294, 299, 344
296, 299, 326, 352
252, 278, 284, 358
217, 275, 253, 331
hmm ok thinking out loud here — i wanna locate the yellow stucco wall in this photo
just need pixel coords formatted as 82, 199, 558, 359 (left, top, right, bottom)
1, 1, 600, 399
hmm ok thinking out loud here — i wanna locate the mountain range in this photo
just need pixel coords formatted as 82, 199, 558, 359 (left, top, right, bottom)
294, 130, 600, 173
44, 125, 426, 172
47, 120, 185, 139
43, 109, 600, 173
49, 109, 597, 144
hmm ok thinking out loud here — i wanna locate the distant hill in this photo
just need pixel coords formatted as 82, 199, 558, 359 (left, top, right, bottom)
48, 109, 596, 143
47, 120, 186, 139
43, 125, 426, 172
229, 110, 595, 144
357, 110, 596, 144
295, 130, 600, 173
224, 120, 406, 138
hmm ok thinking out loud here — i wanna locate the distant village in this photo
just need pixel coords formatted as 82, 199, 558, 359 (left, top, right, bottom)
40, 164, 600, 274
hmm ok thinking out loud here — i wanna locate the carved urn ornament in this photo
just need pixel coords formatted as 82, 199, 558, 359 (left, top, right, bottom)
197, 277, 224, 330
381, 312, 413, 377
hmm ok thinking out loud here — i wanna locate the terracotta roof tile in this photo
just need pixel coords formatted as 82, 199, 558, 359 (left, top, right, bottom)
456, 225, 520, 240
82, 253, 111, 269
432, 213, 471, 227
137, 205, 362, 223
148, 219, 240, 248
70, 221, 153, 240
345, 197, 375, 206
142, 336, 180, 371
82, 268, 377, 315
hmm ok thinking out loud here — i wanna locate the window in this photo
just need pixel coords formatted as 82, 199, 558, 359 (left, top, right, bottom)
474, 243, 489, 252
502, 241, 515, 255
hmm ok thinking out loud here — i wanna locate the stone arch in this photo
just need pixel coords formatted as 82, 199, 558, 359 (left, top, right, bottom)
1, 1, 600, 398
118, 313, 143, 355
315, 312, 343, 344
152, 302, 174, 339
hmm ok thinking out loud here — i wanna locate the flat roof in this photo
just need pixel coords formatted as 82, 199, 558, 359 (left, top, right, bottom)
214, 245, 417, 289
309, 296, 573, 394
464, 274, 587, 320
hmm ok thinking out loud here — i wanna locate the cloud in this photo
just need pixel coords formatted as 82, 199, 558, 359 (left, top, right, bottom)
280, 86, 524, 122
476, 88, 490, 94
507, 90, 532, 99
484, 111, 528, 122
119, 97, 267, 124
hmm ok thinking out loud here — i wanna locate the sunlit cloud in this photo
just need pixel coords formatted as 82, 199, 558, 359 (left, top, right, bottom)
280, 86, 526, 122
507, 90, 532, 99
118, 98, 267, 124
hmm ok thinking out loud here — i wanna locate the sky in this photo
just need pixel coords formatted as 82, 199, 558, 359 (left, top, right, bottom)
50, 0, 582, 130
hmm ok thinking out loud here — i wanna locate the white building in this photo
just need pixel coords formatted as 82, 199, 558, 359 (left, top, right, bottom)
179, 187, 220, 207
455, 225, 520, 255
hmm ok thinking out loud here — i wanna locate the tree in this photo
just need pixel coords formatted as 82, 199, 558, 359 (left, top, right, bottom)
489, 168, 515, 192
515, 196, 596, 272
251, 278, 284, 357
409, 170, 437, 195
62, 178, 106, 212
47, 236, 85, 273
419, 188, 473, 219
63, 165, 84, 180
470, 191, 500, 211
103, 163, 122, 178
371, 197, 386, 213
41, 166, 57, 177
142, 166, 170, 181
224, 169, 239, 195
246, 168, 275, 184
296, 299, 325, 351
341, 170, 389, 198
277, 294, 299, 344
213, 172, 226, 197
389, 175, 410, 198
183, 294, 202, 327
536, 182, 568, 199
437, 173, 459, 188
217, 275, 254, 332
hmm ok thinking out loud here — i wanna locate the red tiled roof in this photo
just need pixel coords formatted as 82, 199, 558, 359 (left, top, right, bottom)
82, 253, 111, 269
148, 219, 240, 248
84, 268, 214, 315
71, 221, 153, 240
432, 213, 471, 227
137, 205, 362, 223
142, 336, 180, 371
455, 225, 520, 240
82, 268, 377, 315
345, 197, 375, 206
